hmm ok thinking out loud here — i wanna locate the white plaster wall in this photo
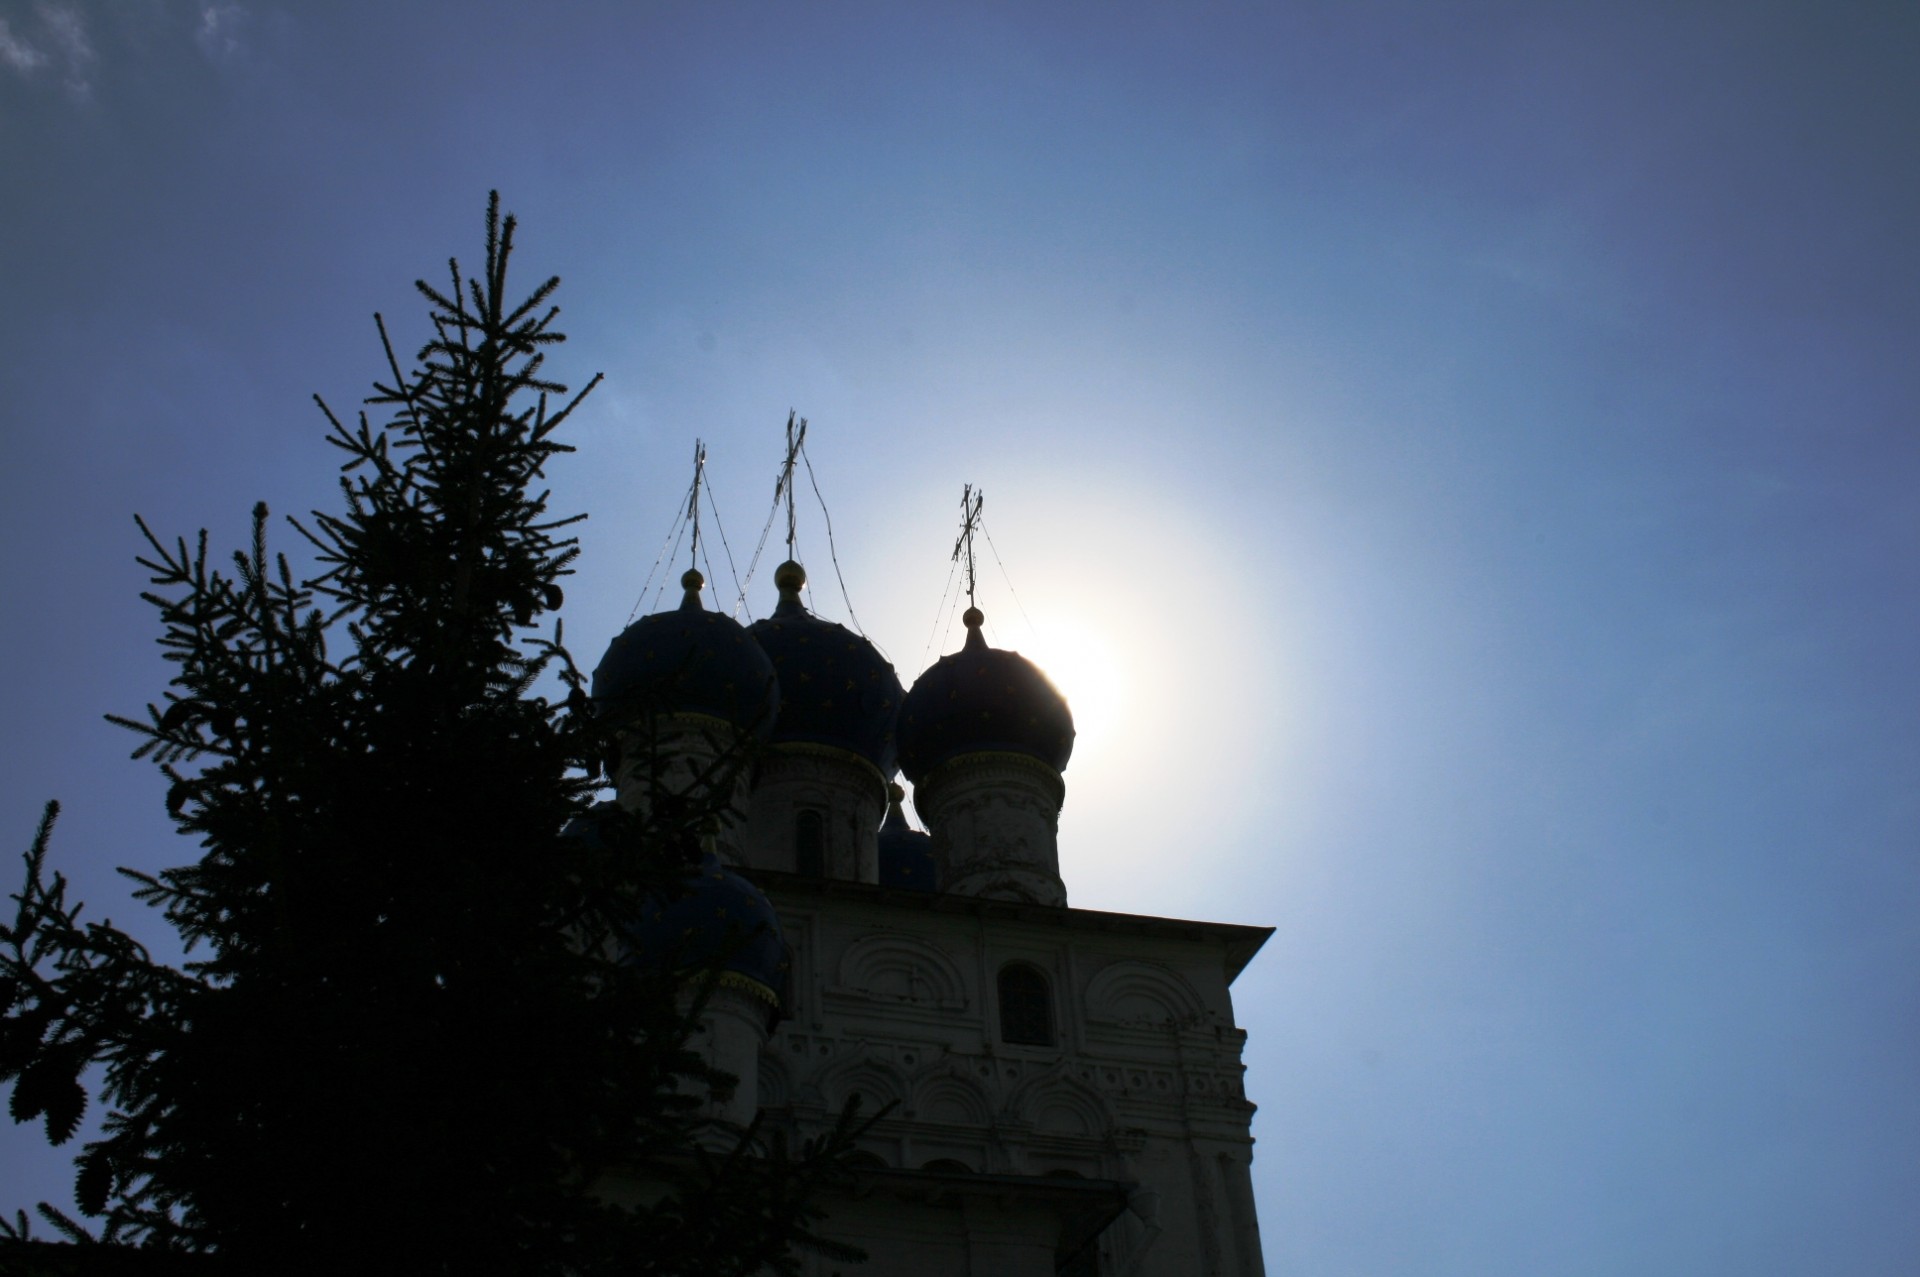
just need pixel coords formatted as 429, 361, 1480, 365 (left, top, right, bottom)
758, 890, 1266, 1276
738, 747, 886, 881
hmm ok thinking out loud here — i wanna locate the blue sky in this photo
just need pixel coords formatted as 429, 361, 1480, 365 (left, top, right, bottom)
3, 2, 1917, 1272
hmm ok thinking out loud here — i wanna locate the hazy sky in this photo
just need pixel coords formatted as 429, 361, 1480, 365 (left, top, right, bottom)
3, 3, 1916, 1272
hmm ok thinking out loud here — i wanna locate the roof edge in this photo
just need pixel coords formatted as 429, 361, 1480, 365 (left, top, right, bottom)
750, 869, 1274, 984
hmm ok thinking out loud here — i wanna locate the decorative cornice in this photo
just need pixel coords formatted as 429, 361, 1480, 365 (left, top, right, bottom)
753, 870, 1275, 985
761, 741, 890, 802
915, 750, 1065, 807
665, 709, 756, 736
616, 709, 757, 743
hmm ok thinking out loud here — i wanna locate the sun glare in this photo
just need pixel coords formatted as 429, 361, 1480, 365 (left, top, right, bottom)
1019, 615, 1127, 761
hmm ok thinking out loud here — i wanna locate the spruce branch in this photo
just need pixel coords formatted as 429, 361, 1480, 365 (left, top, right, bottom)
1, 196, 874, 1274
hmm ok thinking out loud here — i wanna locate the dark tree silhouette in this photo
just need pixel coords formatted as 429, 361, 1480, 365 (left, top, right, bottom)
0, 196, 864, 1275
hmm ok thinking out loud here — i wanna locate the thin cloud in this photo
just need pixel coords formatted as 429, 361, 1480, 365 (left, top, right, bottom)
195, 3, 248, 62
3, 2, 269, 101
38, 4, 93, 64
0, 17, 50, 73
0, 5, 90, 94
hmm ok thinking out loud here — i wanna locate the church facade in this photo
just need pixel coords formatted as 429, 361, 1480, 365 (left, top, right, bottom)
592, 557, 1269, 1276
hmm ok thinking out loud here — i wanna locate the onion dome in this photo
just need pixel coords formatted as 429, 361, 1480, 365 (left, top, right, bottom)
877, 782, 936, 892
746, 561, 903, 775
624, 853, 789, 1006
898, 607, 1075, 783
560, 806, 788, 1006
591, 569, 779, 740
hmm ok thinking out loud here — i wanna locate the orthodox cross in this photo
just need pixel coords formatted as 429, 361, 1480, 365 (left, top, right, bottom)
687, 438, 707, 571
951, 484, 984, 610
775, 410, 808, 559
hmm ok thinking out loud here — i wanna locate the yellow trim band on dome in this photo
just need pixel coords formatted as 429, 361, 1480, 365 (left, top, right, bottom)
712, 969, 782, 1006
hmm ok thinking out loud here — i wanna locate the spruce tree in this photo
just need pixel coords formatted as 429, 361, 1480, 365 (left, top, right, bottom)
0, 196, 863, 1274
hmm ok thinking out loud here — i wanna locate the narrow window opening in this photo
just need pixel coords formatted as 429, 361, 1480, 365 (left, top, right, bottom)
795, 809, 825, 877
998, 963, 1054, 1046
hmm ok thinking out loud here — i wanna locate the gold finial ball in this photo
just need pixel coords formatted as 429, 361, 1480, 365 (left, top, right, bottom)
774, 559, 807, 593
887, 781, 906, 804
681, 568, 705, 592
962, 605, 984, 629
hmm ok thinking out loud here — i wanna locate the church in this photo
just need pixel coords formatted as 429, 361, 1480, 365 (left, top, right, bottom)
589, 513, 1271, 1275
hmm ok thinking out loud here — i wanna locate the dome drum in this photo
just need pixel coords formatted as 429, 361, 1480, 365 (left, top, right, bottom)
735, 561, 902, 883
591, 571, 779, 864
606, 714, 758, 863
912, 752, 1067, 907
625, 845, 784, 1128
897, 608, 1073, 907
738, 745, 888, 882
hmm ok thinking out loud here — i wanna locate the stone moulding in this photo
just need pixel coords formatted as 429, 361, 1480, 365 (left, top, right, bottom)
913, 749, 1067, 812
808, 1051, 911, 1113
830, 932, 972, 1010
1085, 960, 1208, 1027
909, 1063, 995, 1128
1006, 1065, 1117, 1140
756, 739, 890, 805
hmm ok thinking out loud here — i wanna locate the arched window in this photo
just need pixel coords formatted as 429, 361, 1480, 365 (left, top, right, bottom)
997, 962, 1054, 1046
795, 809, 825, 877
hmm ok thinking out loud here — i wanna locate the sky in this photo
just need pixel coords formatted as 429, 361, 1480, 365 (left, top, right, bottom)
2, 1, 1917, 1271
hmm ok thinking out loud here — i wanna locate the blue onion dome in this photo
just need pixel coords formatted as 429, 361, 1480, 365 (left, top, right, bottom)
591, 568, 779, 740
746, 560, 904, 776
625, 848, 790, 1007
897, 606, 1075, 783
877, 782, 937, 892
562, 806, 785, 1003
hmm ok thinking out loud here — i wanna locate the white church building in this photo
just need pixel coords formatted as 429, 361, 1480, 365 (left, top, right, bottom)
591, 549, 1270, 1277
